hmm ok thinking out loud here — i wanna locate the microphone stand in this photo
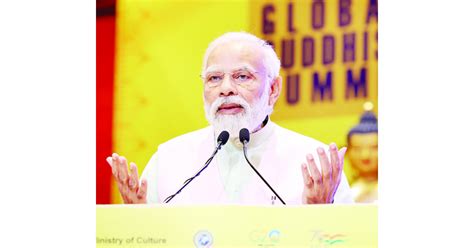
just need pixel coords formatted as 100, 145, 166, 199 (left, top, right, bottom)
163, 139, 225, 203
242, 141, 286, 205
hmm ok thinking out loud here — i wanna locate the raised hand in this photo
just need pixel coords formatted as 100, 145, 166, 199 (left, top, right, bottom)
106, 153, 147, 204
301, 143, 347, 204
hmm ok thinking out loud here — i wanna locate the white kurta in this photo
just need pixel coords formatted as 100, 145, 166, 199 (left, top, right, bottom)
141, 121, 354, 205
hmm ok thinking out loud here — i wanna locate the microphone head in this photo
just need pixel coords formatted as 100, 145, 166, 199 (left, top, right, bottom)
217, 131, 230, 145
239, 128, 250, 144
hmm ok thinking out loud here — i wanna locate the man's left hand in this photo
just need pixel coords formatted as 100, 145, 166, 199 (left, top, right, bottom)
301, 143, 347, 204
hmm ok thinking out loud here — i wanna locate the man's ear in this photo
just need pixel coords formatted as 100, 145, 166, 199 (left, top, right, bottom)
268, 76, 282, 106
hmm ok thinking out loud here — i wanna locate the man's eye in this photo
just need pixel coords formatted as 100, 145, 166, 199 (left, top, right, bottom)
208, 76, 222, 82
235, 74, 251, 81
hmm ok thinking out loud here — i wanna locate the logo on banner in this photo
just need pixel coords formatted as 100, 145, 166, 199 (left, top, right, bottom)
309, 230, 347, 247
193, 230, 213, 248
249, 229, 281, 246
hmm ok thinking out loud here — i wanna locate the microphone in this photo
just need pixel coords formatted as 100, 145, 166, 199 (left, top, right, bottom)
217, 131, 230, 147
239, 128, 286, 205
239, 128, 250, 145
163, 131, 230, 203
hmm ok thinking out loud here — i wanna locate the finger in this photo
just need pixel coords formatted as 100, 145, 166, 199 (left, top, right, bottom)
111, 153, 120, 178
137, 179, 147, 199
128, 162, 139, 191
316, 147, 332, 181
106, 156, 113, 165
306, 153, 322, 184
338, 147, 347, 168
106, 156, 117, 178
112, 153, 120, 161
111, 155, 122, 180
117, 181, 130, 203
301, 163, 313, 188
117, 156, 130, 184
329, 143, 339, 180
336, 147, 347, 180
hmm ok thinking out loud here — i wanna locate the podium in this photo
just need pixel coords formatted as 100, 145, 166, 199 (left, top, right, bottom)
97, 204, 377, 247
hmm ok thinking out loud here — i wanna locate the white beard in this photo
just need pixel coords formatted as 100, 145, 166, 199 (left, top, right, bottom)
204, 86, 271, 138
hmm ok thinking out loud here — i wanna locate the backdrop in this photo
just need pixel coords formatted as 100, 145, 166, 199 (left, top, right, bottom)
96, 0, 378, 204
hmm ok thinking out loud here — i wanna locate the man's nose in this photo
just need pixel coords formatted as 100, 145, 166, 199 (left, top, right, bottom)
219, 75, 237, 96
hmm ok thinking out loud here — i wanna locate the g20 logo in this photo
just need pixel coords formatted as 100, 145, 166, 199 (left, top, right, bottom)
249, 229, 281, 246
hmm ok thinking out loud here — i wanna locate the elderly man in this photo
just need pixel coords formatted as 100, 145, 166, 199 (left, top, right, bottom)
107, 32, 353, 205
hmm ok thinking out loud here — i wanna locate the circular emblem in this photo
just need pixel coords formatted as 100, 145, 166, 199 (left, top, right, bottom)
194, 230, 213, 248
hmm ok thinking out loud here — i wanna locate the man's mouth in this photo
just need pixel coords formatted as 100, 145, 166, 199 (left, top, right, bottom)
217, 103, 244, 115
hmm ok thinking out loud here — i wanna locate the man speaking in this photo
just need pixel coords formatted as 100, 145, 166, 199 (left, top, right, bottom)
106, 32, 353, 205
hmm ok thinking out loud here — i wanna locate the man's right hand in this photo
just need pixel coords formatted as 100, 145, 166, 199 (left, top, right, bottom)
106, 153, 147, 204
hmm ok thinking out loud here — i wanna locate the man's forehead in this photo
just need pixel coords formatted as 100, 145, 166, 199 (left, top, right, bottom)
205, 42, 265, 71
204, 64, 257, 74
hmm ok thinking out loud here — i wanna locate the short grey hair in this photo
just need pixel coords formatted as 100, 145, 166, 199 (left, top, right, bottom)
201, 32, 281, 83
